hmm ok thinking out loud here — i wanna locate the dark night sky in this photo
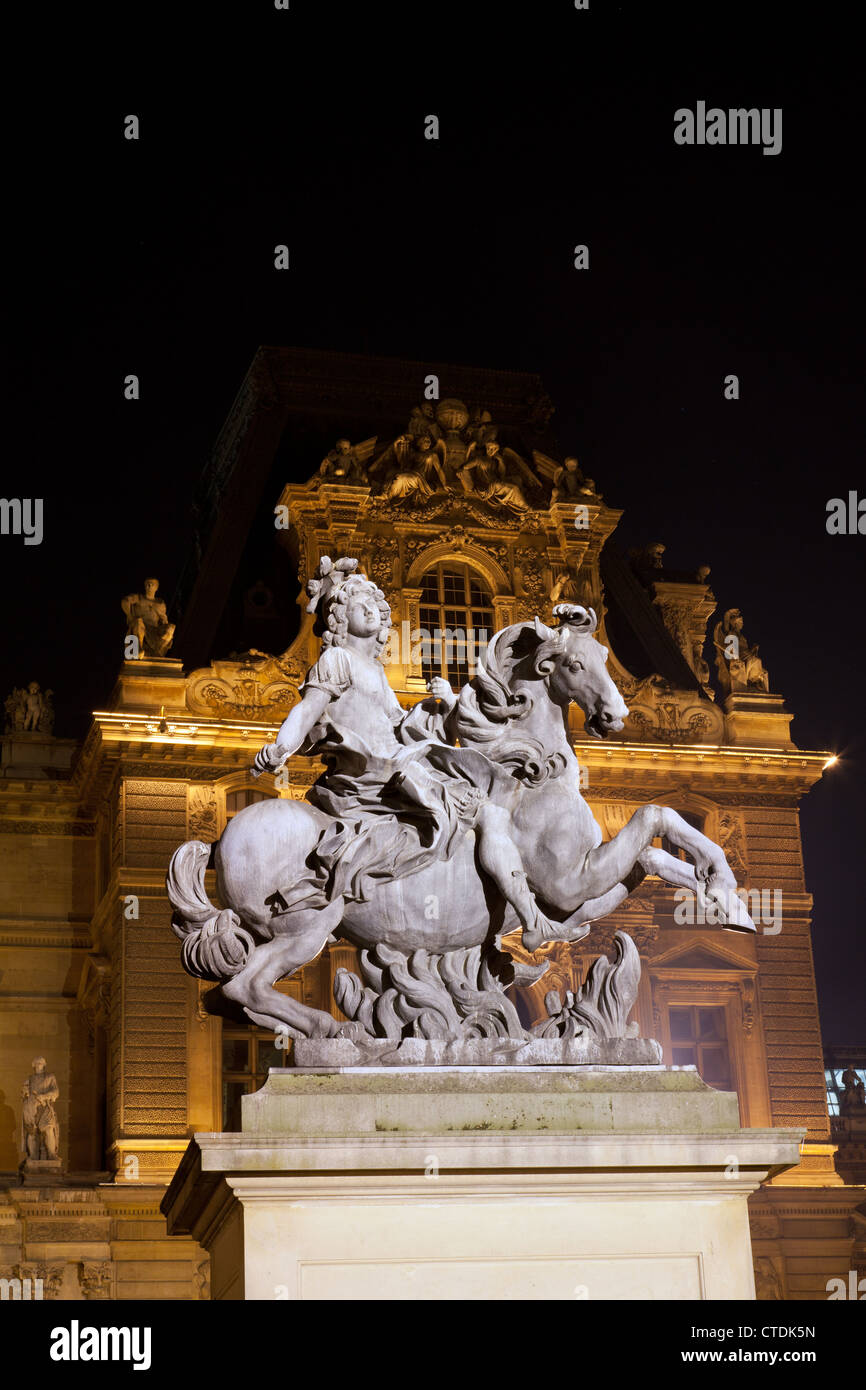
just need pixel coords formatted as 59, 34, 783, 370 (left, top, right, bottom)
4, 5, 864, 1034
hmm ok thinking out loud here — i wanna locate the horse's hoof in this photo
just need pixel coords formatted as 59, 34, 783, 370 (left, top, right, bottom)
708, 886, 757, 933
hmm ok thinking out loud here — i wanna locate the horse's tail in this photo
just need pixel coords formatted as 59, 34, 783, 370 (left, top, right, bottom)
166, 840, 254, 982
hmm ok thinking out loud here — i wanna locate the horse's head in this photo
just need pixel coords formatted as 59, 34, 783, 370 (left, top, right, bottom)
533, 606, 629, 738
456, 606, 630, 764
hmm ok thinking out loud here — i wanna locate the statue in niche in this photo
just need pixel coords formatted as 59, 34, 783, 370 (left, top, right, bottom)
713, 608, 770, 696
551, 456, 596, 502
458, 434, 541, 514
167, 553, 757, 1057
373, 431, 448, 501
317, 438, 371, 486
21, 1057, 60, 1163
840, 1064, 866, 1113
122, 578, 175, 659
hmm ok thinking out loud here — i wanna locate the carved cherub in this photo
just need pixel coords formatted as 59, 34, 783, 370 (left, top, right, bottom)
20, 682, 54, 733
317, 438, 373, 486
551, 456, 596, 502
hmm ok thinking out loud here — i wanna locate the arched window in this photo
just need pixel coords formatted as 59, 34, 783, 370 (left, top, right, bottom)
419, 562, 494, 690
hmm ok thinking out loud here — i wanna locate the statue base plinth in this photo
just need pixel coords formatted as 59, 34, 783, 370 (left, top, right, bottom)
292, 1036, 663, 1068
723, 691, 793, 747
163, 1067, 802, 1301
19, 1159, 63, 1186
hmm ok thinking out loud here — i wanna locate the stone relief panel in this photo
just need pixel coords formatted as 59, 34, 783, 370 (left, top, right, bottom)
185, 654, 300, 721
620, 675, 724, 744
187, 785, 219, 843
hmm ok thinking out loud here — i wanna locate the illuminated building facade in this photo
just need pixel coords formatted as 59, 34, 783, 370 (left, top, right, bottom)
1, 348, 863, 1300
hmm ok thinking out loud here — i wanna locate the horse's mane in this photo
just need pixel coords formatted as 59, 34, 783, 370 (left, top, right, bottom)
453, 622, 569, 783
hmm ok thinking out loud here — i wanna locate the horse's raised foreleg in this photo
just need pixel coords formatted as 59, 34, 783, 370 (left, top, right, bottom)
575, 806, 756, 934
640, 819, 755, 932
577, 806, 754, 932
220, 904, 346, 1037
638, 845, 699, 888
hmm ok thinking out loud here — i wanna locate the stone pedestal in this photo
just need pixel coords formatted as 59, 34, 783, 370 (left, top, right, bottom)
723, 691, 793, 748
19, 1159, 63, 1186
1, 734, 77, 780
162, 1067, 803, 1301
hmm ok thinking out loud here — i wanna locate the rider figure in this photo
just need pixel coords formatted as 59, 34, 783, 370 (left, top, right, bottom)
253, 557, 558, 949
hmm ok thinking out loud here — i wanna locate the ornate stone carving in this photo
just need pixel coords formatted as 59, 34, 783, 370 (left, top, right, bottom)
532, 934, 642, 1040
753, 1255, 785, 1300
512, 546, 547, 617
333, 940, 546, 1041
586, 919, 660, 959
655, 598, 693, 653
4, 682, 55, 734
193, 1256, 211, 1300
316, 437, 376, 486
18, 1261, 65, 1299
550, 456, 597, 502
188, 785, 218, 842
749, 1213, 780, 1240
458, 432, 543, 515
718, 810, 748, 879
369, 536, 401, 592
185, 653, 297, 721
625, 675, 724, 743
713, 608, 771, 696
740, 976, 756, 1036
122, 578, 175, 659
78, 1261, 112, 1300
650, 583, 716, 691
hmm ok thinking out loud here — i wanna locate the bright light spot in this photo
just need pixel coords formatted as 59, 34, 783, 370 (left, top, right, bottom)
823, 755, 838, 769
